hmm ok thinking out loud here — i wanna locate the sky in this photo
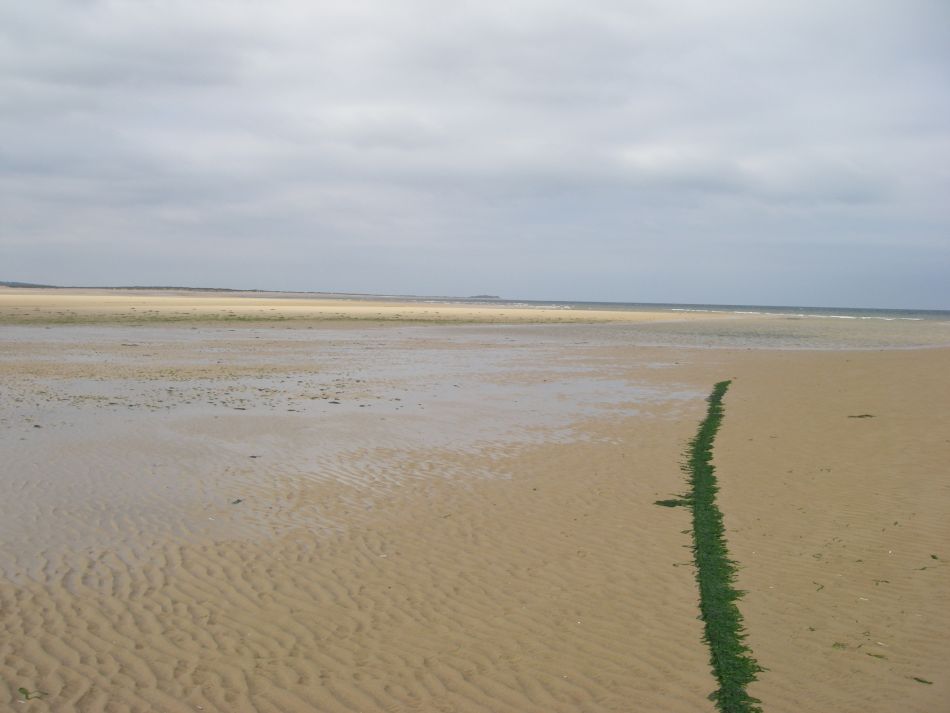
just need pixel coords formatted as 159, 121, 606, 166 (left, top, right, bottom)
1, 0, 949, 308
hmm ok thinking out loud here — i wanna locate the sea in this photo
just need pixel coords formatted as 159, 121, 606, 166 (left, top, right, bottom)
411, 297, 950, 350
452, 298, 950, 322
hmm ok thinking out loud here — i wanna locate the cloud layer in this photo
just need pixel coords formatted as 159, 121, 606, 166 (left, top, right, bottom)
2, 0, 948, 307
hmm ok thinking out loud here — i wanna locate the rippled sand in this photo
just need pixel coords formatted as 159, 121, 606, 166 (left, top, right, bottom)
0, 290, 947, 712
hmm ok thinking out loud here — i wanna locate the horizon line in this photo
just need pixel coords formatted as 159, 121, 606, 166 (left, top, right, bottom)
1, 280, 947, 314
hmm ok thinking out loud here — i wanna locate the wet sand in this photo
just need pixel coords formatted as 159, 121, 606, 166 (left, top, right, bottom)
0, 290, 947, 711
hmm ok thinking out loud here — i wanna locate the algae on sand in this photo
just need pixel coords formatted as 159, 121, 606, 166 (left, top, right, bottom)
685, 380, 763, 713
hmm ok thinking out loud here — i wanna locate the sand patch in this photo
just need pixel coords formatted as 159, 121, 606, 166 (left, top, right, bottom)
0, 288, 727, 325
713, 348, 950, 712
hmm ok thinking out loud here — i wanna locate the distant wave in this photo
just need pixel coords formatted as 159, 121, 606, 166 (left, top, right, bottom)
671, 306, 940, 322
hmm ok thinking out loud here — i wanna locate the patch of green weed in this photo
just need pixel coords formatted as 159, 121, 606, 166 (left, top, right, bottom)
683, 381, 763, 713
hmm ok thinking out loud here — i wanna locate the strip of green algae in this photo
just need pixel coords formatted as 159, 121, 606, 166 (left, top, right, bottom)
686, 380, 763, 713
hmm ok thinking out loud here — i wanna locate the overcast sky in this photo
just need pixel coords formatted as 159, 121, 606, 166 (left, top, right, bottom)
2, 1, 948, 308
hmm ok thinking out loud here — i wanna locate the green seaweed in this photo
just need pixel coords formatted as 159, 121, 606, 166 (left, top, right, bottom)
683, 381, 763, 713
18, 687, 47, 700
654, 497, 690, 508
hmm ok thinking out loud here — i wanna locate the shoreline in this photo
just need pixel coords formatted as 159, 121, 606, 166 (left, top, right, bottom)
4, 288, 950, 352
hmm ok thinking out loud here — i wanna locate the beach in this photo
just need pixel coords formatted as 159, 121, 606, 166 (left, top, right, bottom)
0, 289, 947, 712
0, 288, 731, 325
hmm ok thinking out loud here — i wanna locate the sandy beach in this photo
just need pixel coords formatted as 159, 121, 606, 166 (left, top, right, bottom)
0, 288, 728, 325
0, 289, 947, 712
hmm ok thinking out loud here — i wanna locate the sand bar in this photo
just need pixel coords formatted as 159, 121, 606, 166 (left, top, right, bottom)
0, 287, 730, 325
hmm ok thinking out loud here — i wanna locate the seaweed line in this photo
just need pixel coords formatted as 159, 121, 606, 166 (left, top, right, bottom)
685, 380, 763, 713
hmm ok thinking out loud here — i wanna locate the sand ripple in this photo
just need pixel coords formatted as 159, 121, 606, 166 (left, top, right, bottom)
1, 424, 717, 712
2, 320, 946, 711
1, 324, 716, 712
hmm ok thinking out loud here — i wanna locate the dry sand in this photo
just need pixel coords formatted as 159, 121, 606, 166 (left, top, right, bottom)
0, 289, 947, 712
0, 287, 724, 325
714, 349, 950, 712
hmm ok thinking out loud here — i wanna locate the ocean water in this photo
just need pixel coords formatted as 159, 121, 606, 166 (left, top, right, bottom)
462, 298, 950, 322
428, 298, 950, 350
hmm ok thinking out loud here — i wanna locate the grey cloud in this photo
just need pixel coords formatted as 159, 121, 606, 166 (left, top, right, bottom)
1, 0, 948, 307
